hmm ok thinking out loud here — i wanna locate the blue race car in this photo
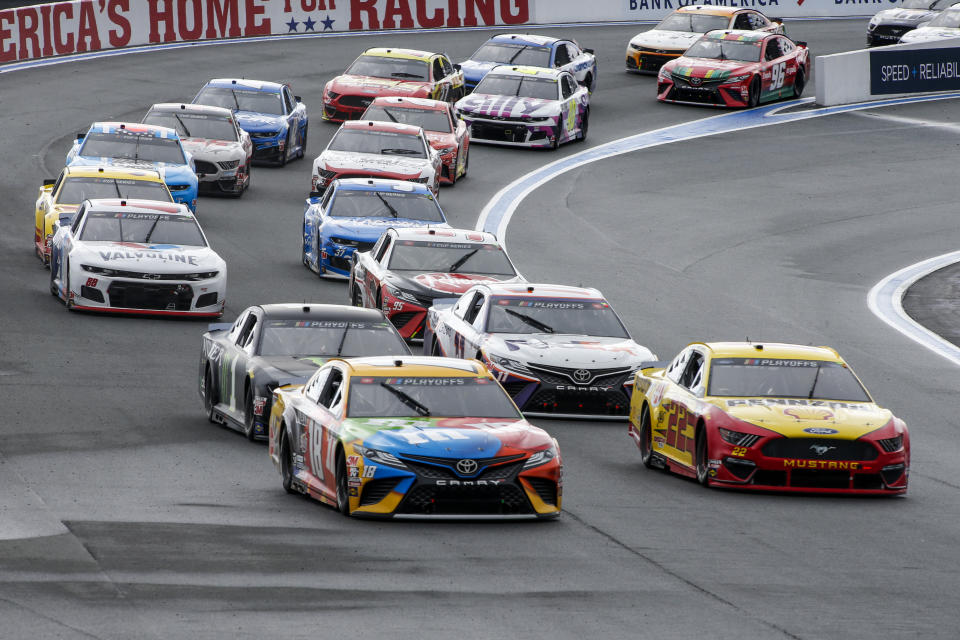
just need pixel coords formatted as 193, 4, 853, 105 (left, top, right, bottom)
66, 122, 199, 213
302, 178, 449, 278
458, 33, 598, 93
192, 78, 308, 166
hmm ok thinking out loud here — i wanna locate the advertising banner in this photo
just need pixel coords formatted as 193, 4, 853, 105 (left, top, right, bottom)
870, 46, 960, 94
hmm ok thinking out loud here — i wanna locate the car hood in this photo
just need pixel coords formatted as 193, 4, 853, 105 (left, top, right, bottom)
485, 334, 655, 368
356, 416, 552, 457
425, 131, 458, 149
180, 138, 245, 159
873, 7, 938, 24
73, 241, 223, 271
70, 155, 191, 176
234, 112, 286, 133
318, 150, 431, 175
666, 58, 754, 80
456, 94, 556, 118
322, 217, 446, 243
900, 26, 960, 41
257, 355, 327, 380
392, 272, 521, 297
631, 30, 703, 51
329, 74, 432, 96
713, 397, 893, 439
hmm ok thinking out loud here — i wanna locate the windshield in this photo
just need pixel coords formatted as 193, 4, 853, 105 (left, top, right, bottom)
58, 177, 172, 204
925, 7, 960, 26
194, 87, 284, 115
328, 129, 426, 158
388, 241, 516, 276
143, 111, 238, 141
79, 132, 185, 164
79, 210, 206, 245
474, 74, 558, 100
346, 55, 429, 80
656, 13, 729, 32
684, 38, 762, 62
362, 106, 451, 133
329, 190, 444, 222
258, 320, 408, 357
707, 358, 872, 402
347, 376, 520, 418
471, 42, 551, 67
486, 297, 630, 337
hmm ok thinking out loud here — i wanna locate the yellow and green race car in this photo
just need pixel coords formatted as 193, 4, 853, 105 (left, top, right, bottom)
628, 342, 910, 494
35, 166, 173, 266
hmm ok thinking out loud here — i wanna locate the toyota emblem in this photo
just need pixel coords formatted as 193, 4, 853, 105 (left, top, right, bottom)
689, 77, 703, 86
572, 369, 591, 383
456, 459, 479, 475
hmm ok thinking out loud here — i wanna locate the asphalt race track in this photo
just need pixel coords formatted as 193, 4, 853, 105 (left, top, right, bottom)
2, 19, 959, 640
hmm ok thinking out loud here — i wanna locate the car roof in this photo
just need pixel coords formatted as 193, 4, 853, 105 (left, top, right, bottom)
390, 227, 497, 244
337, 355, 486, 376
333, 178, 434, 195
482, 283, 603, 298
489, 33, 560, 47
256, 303, 390, 322
148, 103, 234, 118
675, 5, 742, 16
699, 342, 843, 361
88, 122, 178, 139
368, 96, 449, 111
341, 120, 423, 135
82, 198, 191, 216
487, 65, 562, 79
362, 47, 436, 61
206, 78, 284, 92
64, 165, 165, 181
704, 29, 771, 42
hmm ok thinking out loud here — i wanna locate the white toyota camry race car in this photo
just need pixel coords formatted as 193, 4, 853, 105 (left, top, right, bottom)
49, 198, 227, 317
424, 283, 656, 419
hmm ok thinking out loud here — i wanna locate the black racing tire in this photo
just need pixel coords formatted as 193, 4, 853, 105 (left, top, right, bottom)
695, 425, 710, 487
747, 76, 761, 108
335, 450, 350, 516
314, 238, 324, 278
461, 146, 469, 178
298, 124, 308, 159
351, 283, 363, 307
203, 367, 217, 424
794, 66, 806, 98
550, 124, 561, 150
243, 386, 257, 441
63, 261, 74, 311
49, 258, 59, 297
280, 430, 296, 495
278, 131, 290, 167
577, 108, 590, 143
639, 404, 655, 469
583, 73, 593, 94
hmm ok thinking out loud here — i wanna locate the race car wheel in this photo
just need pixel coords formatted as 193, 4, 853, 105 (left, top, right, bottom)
794, 67, 806, 98
583, 73, 593, 94
461, 146, 469, 178
550, 124, 561, 150
298, 125, 308, 159
335, 450, 350, 516
203, 367, 218, 423
351, 283, 362, 307
747, 76, 761, 109
314, 238, 324, 278
280, 430, 296, 495
278, 131, 290, 167
695, 425, 710, 486
48, 259, 59, 297
577, 109, 590, 143
639, 404, 655, 469
243, 386, 257, 441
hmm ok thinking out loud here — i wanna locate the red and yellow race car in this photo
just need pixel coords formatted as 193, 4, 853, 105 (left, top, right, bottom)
628, 342, 909, 494
322, 48, 466, 123
657, 30, 809, 107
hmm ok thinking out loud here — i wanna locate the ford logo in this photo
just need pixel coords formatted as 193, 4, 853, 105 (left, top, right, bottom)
803, 427, 839, 435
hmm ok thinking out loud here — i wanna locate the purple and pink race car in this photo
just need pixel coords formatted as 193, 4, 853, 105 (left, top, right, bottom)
454, 65, 590, 150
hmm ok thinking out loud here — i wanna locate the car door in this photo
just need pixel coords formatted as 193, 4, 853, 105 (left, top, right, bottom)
437, 289, 483, 358
559, 74, 578, 139
363, 232, 393, 309
655, 347, 706, 467
564, 41, 596, 88
732, 11, 753, 30
454, 289, 487, 358
226, 308, 259, 413
777, 37, 799, 92
762, 36, 786, 98
430, 56, 451, 102
305, 365, 346, 496
747, 11, 780, 34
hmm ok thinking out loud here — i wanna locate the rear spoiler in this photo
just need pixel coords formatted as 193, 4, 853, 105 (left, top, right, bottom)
794, 40, 808, 48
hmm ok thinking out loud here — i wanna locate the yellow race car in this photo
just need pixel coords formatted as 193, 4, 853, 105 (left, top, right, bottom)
34, 166, 173, 266
628, 342, 910, 494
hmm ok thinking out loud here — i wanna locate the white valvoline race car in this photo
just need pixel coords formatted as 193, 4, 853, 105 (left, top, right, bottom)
49, 199, 227, 317
424, 283, 656, 419
312, 120, 441, 195
142, 103, 253, 197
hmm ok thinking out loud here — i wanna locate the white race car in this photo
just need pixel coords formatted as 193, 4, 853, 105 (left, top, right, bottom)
424, 283, 656, 419
311, 120, 441, 195
899, 3, 960, 42
49, 198, 227, 317
142, 103, 252, 197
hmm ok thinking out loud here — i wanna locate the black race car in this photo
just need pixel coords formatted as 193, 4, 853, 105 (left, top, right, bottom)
198, 303, 409, 440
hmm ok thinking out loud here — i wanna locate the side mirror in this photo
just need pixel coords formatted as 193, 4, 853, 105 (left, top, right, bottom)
309, 190, 323, 199
583, 48, 594, 55
58, 212, 73, 225
295, 95, 302, 102
75, 133, 85, 141
42, 178, 55, 187
453, 63, 462, 71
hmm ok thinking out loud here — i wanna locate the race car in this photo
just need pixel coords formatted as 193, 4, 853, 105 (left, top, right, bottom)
360, 97, 470, 186
349, 227, 525, 341
322, 48, 465, 122
899, 3, 960, 42
142, 103, 252, 197
626, 5, 783, 74
311, 120, 442, 195
192, 78, 307, 166
627, 342, 910, 494
424, 283, 656, 419
866, 0, 953, 46
199, 303, 410, 440
66, 122, 198, 212
268, 356, 562, 518
303, 178, 449, 278
34, 166, 172, 266
657, 31, 810, 108
49, 198, 226, 317
459, 34, 598, 93
454, 66, 590, 149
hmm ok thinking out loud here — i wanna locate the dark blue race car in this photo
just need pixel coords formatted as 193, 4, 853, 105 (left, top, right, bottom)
302, 178, 449, 278
193, 78, 308, 166
459, 33, 598, 93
